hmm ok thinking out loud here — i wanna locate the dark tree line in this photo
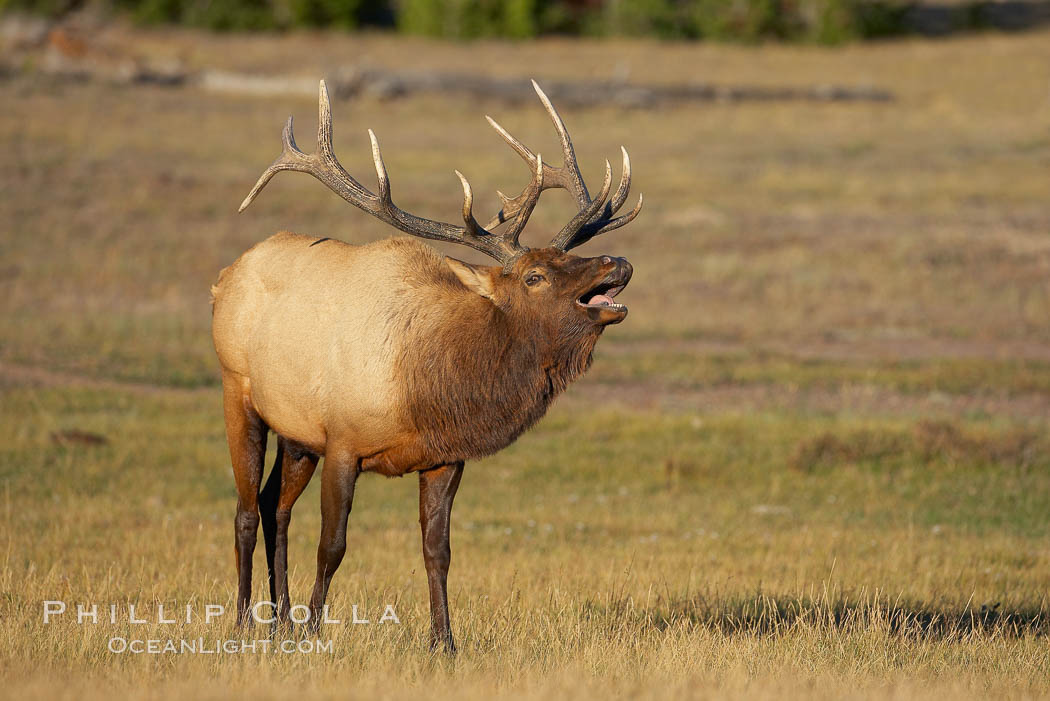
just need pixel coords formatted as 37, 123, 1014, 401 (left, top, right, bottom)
3, 0, 1048, 43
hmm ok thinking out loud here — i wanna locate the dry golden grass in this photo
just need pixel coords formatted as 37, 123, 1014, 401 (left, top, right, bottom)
2, 386, 1049, 699
1, 24, 1049, 700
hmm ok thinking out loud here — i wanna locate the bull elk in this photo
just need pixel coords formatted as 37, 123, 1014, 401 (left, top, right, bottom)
212, 79, 642, 652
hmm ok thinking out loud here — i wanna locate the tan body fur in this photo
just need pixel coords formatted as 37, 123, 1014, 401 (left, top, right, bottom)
215, 233, 442, 468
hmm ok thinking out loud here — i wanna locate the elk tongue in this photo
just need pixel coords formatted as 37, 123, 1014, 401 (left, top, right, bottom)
587, 294, 616, 307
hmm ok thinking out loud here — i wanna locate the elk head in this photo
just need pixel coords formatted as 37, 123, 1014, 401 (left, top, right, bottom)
239, 79, 642, 336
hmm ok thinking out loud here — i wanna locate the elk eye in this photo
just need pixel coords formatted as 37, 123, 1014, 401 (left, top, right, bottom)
525, 272, 545, 287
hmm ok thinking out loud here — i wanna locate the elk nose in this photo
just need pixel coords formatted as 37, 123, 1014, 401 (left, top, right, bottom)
618, 258, 633, 280
601, 256, 632, 281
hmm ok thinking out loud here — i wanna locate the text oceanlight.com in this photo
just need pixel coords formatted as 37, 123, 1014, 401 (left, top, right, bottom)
107, 637, 335, 655
42, 600, 401, 654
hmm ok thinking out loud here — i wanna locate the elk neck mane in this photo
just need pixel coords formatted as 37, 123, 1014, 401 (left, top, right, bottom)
393, 254, 601, 463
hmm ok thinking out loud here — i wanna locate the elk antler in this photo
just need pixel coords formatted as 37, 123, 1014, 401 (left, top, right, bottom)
239, 80, 541, 265
484, 80, 643, 251
239, 80, 641, 263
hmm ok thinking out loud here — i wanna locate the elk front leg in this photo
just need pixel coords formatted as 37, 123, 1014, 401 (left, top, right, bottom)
260, 437, 318, 624
308, 452, 359, 629
221, 371, 267, 625
418, 462, 464, 654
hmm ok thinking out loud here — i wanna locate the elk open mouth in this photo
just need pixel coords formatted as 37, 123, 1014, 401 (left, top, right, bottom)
577, 280, 628, 312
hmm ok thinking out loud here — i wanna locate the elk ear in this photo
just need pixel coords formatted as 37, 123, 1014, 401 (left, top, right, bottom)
446, 257, 496, 300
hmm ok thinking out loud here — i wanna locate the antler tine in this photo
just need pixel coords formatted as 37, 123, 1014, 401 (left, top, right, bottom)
368, 129, 391, 204
453, 170, 486, 238
530, 80, 589, 207
481, 116, 532, 229
485, 115, 534, 169
550, 159, 613, 250
502, 152, 545, 246
573, 193, 644, 248
238, 117, 308, 212
316, 81, 336, 162
607, 146, 632, 216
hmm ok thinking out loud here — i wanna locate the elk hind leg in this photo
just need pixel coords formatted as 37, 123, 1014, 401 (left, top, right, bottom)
221, 371, 267, 625
260, 436, 319, 624
259, 438, 285, 613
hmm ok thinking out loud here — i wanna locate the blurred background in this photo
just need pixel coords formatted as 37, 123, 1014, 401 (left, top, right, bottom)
2, 1, 1050, 698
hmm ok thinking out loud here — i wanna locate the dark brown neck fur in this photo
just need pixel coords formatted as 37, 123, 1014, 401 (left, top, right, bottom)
395, 287, 601, 464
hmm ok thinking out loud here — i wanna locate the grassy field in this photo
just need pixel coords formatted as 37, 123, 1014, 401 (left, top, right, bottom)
2, 24, 1050, 700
